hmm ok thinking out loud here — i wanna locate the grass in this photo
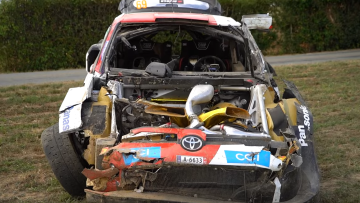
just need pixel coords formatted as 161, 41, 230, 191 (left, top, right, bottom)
0, 81, 85, 203
274, 60, 360, 203
0, 60, 359, 202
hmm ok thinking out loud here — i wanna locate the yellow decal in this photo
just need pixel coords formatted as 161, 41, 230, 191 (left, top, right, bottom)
136, 0, 147, 9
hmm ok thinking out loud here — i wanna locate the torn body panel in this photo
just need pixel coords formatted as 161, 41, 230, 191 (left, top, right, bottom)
59, 73, 93, 112
82, 80, 315, 202
59, 73, 94, 133
82, 167, 119, 181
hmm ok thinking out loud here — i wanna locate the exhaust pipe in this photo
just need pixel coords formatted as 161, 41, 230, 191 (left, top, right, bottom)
186, 85, 214, 128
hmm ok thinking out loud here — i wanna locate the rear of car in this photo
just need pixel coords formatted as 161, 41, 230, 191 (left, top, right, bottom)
42, 1, 320, 202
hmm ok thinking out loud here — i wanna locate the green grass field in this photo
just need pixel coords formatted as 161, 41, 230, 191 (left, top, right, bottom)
0, 60, 359, 202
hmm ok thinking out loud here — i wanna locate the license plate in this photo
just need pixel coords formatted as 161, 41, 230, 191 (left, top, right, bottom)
176, 155, 204, 164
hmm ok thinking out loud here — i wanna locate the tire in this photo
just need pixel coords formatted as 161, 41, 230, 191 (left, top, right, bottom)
41, 123, 87, 196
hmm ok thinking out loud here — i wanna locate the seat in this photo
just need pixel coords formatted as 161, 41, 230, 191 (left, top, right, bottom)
159, 41, 173, 63
119, 41, 173, 69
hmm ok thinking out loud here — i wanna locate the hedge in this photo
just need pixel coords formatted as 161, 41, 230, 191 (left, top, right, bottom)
275, 0, 360, 53
0, 0, 359, 72
0, 0, 119, 72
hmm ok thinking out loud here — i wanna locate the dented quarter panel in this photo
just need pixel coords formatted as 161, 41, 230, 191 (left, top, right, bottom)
279, 81, 320, 202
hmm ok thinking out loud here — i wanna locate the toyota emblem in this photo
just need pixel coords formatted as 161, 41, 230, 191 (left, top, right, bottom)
181, 136, 204, 151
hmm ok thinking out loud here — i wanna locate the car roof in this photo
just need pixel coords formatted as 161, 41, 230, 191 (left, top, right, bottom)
113, 12, 241, 27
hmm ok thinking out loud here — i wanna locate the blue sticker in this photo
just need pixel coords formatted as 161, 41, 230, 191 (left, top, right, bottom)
123, 147, 161, 165
62, 106, 74, 131
224, 150, 270, 167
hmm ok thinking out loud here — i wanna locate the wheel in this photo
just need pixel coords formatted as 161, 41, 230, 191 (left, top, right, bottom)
41, 123, 88, 196
194, 55, 227, 72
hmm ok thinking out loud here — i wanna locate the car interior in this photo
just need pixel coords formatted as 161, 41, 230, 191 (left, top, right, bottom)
109, 28, 247, 72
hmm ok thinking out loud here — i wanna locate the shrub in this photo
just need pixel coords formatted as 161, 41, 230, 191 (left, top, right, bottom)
0, 0, 119, 72
0, 0, 359, 72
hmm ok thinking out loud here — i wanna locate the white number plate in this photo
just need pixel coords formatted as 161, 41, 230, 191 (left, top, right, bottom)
176, 155, 204, 164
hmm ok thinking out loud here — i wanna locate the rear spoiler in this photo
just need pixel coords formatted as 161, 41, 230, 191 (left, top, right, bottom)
241, 14, 272, 30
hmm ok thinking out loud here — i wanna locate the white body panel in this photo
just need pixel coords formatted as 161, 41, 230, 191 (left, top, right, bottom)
212, 15, 241, 26
59, 103, 82, 134
58, 73, 94, 133
242, 14, 272, 30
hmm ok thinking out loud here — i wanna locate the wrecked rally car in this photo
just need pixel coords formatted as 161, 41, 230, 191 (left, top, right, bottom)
41, 0, 320, 202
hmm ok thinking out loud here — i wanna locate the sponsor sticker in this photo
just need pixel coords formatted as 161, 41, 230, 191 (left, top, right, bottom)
299, 105, 311, 131
62, 106, 74, 131
123, 147, 161, 165
224, 150, 270, 167
160, 0, 184, 4
176, 155, 204, 164
296, 125, 308, 147
295, 104, 313, 147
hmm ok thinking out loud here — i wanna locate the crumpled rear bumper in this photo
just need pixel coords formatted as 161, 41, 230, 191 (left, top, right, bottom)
84, 125, 320, 202
85, 189, 242, 203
